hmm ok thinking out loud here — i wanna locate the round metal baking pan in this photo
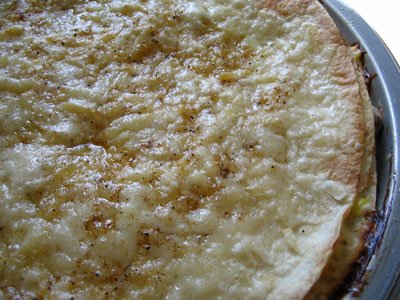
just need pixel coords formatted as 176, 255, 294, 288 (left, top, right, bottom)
322, 1, 400, 299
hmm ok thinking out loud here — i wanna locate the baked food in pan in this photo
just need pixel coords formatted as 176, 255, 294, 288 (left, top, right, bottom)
0, 0, 376, 298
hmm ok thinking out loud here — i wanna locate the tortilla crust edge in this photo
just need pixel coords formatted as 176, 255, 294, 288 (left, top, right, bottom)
258, 0, 371, 298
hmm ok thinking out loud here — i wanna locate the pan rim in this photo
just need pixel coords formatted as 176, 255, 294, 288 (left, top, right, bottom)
323, 1, 400, 299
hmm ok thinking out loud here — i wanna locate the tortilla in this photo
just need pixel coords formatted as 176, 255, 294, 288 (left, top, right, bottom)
307, 44, 377, 299
0, 0, 375, 298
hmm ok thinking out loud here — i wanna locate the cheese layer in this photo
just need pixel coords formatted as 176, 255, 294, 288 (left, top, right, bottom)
0, 0, 365, 299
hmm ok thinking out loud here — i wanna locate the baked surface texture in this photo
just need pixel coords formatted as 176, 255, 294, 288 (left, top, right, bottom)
0, 0, 375, 299
306, 44, 377, 299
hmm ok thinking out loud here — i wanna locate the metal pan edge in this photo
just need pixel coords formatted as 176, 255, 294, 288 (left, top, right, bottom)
322, 1, 400, 299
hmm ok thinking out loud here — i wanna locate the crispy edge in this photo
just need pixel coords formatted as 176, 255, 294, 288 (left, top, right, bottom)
305, 46, 377, 299
259, 0, 366, 193
256, 0, 368, 299
283, 50, 366, 295
319, 45, 365, 193
257, 0, 344, 45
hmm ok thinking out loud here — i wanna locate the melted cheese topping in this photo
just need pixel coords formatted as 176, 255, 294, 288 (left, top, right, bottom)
0, 0, 362, 299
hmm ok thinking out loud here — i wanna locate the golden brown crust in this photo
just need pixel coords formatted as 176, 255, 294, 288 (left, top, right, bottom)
316, 37, 364, 196
307, 43, 377, 299
251, 2, 372, 300
257, 0, 365, 195
257, 0, 312, 16
0, 1, 375, 299
258, 0, 344, 45
307, 0, 345, 46
261, 1, 370, 298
